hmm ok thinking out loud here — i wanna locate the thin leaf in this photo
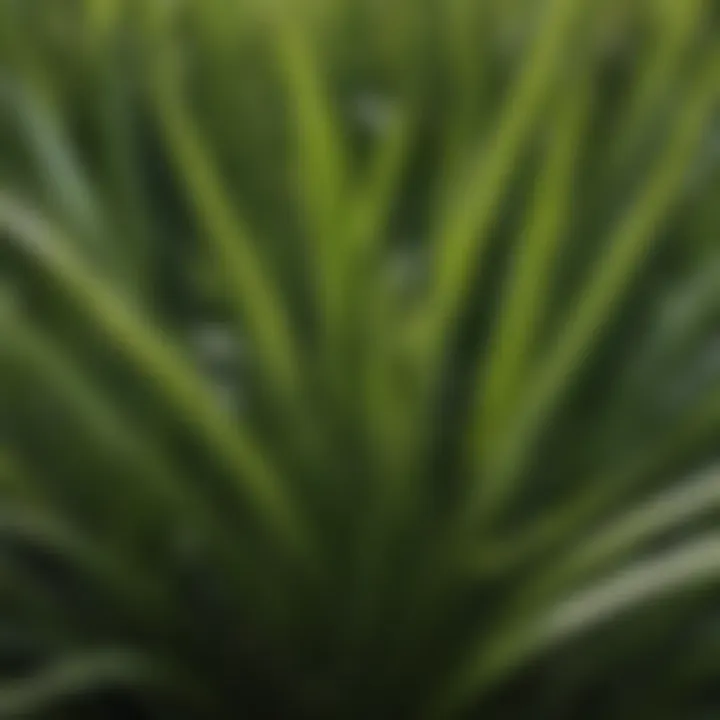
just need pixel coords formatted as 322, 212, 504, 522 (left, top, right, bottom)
266, 5, 349, 337
468, 78, 593, 513
149, 45, 306, 415
426, 0, 586, 351
0, 650, 162, 717
0, 194, 317, 568
475, 380, 720, 574
435, 533, 720, 717
474, 46, 720, 524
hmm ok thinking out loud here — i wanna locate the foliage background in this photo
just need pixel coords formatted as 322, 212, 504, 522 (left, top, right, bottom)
0, 0, 719, 717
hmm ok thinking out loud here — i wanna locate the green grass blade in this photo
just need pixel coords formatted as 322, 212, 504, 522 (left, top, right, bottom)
149, 55, 305, 414
520, 466, 720, 605
425, 0, 586, 353
1, 84, 108, 253
476, 380, 720, 575
434, 533, 720, 717
609, 0, 707, 170
468, 78, 592, 493
0, 307, 225, 535
0, 194, 316, 568
266, 5, 349, 336
0, 505, 173, 623
347, 107, 414, 287
473, 47, 720, 526
540, 533, 720, 649
0, 651, 162, 717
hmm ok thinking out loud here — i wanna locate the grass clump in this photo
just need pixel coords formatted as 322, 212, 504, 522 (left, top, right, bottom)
0, 0, 719, 717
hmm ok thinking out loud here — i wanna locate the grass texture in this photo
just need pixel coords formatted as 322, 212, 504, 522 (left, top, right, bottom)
0, 0, 719, 717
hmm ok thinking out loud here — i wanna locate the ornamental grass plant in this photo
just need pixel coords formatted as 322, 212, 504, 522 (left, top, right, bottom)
0, 0, 719, 717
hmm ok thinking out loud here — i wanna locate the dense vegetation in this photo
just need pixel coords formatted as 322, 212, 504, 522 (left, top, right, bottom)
0, 0, 719, 717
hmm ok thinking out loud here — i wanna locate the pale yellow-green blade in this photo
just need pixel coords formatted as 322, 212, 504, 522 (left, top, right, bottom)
432, 533, 720, 717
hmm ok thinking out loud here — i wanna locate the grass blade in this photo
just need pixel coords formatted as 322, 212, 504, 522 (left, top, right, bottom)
435, 533, 720, 717
149, 48, 305, 414
473, 47, 720, 525
0, 194, 316, 568
468, 78, 592, 491
426, 0, 586, 352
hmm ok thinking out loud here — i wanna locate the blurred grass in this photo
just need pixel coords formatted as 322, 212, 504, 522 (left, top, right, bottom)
0, 0, 719, 717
